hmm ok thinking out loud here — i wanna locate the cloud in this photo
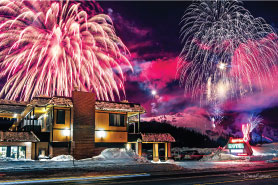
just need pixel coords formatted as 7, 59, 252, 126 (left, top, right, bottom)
134, 56, 178, 89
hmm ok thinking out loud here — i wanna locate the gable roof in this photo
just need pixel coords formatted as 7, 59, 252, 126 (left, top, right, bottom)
29, 96, 73, 107
0, 99, 27, 114
0, 95, 145, 114
95, 101, 145, 113
128, 133, 175, 143
0, 131, 40, 142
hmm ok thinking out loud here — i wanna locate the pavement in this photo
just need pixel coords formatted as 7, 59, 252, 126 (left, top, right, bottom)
1, 167, 278, 184
1, 160, 278, 184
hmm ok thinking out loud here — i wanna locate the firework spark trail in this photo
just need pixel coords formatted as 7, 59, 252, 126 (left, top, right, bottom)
0, 0, 132, 101
209, 104, 224, 128
248, 114, 263, 132
178, 0, 278, 103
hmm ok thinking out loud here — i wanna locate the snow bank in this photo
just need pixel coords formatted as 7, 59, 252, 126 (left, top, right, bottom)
252, 143, 278, 156
172, 147, 216, 155
201, 153, 246, 161
50, 155, 74, 161
93, 148, 149, 163
0, 157, 33, 162
201, 143, 278, 161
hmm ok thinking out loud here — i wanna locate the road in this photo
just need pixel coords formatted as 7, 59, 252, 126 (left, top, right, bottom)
1, 168, 278, 185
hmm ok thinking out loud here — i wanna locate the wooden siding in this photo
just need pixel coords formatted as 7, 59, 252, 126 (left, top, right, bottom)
51, 107, 71, 142
95, 111, 127, 143
95, 131, 127, 143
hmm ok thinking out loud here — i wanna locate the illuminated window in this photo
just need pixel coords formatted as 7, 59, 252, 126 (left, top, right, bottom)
109, 114, 125, 127
11, 146, 18, 159
39, 149, 46, 157
56, 110, 65, 124
18, 146, 26, 159
0, 147, 7, 157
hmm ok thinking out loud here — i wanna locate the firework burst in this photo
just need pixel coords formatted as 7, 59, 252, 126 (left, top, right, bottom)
0, 0, 131, 101
179, 0, 278, 102
248, 114, 263, 132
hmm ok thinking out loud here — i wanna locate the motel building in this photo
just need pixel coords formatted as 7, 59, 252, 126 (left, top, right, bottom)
0, 91, 175, 161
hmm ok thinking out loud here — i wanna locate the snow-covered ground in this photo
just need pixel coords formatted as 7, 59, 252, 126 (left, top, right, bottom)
0, 148, 150, 172
175, 161, 270, 170
174, 143, 278, 170
0, 145, 277, 173
172, 147, 216, 155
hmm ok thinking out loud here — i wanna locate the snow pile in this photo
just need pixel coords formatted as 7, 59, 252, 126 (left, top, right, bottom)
50, 155, 74, 161
252, 143, 278, 156
93, 148, 149, 163
250, 143, 278, 161
172, 147, 216, 155
202, 153, 246, 161
0, 157, 33, 162
151, 159, 175, 164
200, 147, 246, 161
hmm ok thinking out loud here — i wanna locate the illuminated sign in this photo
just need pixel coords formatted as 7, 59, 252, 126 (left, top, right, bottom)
231, 138, 244, 143
228, 143, 244, 149
230, 149, 244, 153
227, 137, 253, 156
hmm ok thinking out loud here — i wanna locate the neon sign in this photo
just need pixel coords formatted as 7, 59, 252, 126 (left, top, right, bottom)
228, 143, 244, 149
242, 123, 251, 142
226, 137, 253, 156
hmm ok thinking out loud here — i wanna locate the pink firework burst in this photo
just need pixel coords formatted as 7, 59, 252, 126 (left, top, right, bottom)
0, 0, 132, 101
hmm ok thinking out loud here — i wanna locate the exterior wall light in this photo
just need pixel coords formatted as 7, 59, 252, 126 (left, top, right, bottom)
62, 129, 70, 137
97, 130, 106, 138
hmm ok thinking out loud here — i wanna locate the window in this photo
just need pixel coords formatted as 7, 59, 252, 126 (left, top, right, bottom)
109, 113, 125, 127
11, 146, 18, 159
56, 109, 65, 124
18, 146, 26, 159
0, 147, 7, 157
39, 149, 46, 157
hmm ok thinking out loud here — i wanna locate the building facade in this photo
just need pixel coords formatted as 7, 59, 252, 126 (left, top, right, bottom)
0, 91, 145, 159
0, 91, 175, 161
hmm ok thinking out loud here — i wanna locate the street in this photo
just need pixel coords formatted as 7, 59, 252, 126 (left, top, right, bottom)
1, 168, 278, 185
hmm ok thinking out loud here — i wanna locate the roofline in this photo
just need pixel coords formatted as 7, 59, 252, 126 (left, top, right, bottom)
33, 95, 142, 106
0, 96, 143, 107
95, 100, 141, 106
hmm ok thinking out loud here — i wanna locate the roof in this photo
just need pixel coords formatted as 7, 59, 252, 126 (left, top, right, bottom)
0, 131, 40, 142
0, 94, 145, 113
95, 101, 145, 113
128, 133, 175, 143
141, 133, 175, 142
29, 96, 73, 107
30, 96, 145, 112
0, 99, 28, 114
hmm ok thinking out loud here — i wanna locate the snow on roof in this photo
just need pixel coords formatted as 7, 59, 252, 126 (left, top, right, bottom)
95, 101, 145, 113
141, 133, 175, 142
129, 133, 175, 143
0, 131, 40, 142
30, 97, 145, 112
29, 96, 73, 107
0, 99, 28, 114
0, 96, 145, 113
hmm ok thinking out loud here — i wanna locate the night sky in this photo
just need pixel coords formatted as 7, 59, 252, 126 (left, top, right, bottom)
98, 1, 278, 125
0, 1, 278, 127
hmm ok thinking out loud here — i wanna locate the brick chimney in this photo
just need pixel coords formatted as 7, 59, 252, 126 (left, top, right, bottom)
72, 91, 96, 159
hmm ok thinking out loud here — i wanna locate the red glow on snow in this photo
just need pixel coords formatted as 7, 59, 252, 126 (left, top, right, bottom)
237, 153, 248, 156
